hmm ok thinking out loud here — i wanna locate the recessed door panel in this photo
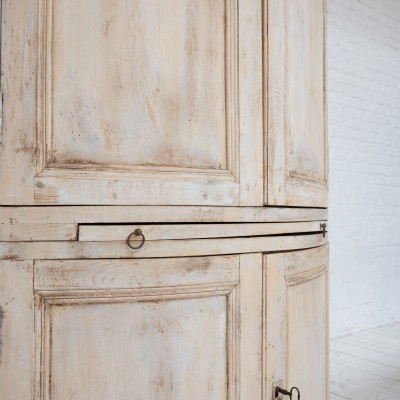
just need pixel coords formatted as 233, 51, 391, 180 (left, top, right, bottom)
50, 0, 227, 170
45, 296, 228, 399
267, 0, 328, 206
286, 0, 326, 183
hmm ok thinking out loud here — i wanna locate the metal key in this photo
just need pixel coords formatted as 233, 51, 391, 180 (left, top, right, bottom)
275, 386, 301, 400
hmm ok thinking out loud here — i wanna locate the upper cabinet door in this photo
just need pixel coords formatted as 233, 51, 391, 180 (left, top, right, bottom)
0, 0, 263, 206
266, 0, 328, 207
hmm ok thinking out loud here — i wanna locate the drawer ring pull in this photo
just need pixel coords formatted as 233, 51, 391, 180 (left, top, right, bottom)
127, 229, 146, 250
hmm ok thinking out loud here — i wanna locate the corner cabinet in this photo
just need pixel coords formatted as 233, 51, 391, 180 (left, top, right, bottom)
0, 1, 329, 400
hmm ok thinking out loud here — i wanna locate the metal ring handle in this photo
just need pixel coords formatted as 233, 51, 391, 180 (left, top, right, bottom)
127, 228, 145, 250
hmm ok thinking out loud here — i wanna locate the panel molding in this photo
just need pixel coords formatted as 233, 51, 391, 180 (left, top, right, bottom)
34, 282, 240, 400
266, 0, 328, 207
36, 0, 240, 179
285, 262, 328, 286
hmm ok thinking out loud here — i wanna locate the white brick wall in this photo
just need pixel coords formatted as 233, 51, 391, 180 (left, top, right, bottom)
328, 0, 400, 337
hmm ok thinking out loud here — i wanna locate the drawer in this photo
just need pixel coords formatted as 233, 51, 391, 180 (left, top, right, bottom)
1, 232, 328, 260
1, 223, 327, 260
78, 221, 325, 242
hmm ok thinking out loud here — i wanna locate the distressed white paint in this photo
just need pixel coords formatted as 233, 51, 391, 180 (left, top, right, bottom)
0, 1, 329, 399
267, 0, 328, 207
265, 245, 329, 400
0, 0, 263, 206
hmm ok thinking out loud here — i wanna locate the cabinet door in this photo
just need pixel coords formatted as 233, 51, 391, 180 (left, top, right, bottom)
267, 0, 328, 207
0, 0, 263, 206
0, 255, 263, 399
265, 245, 329, 400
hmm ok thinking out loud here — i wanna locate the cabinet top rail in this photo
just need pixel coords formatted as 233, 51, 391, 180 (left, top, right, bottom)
1, 206, 327, 225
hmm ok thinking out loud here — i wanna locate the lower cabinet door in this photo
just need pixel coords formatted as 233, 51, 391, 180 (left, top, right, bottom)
0, 255, 263, 400
265, 244, 329, 400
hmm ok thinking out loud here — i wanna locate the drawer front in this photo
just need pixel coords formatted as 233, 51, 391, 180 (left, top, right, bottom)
78, 221, 325, 242
1, 234, 328, 260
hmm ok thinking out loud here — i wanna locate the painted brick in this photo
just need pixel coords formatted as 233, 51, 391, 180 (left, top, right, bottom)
328, 0, 400, 337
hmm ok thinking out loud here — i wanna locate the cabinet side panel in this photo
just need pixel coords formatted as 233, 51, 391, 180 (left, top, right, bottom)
266, 0, 328, 207
0, 260, 34, 399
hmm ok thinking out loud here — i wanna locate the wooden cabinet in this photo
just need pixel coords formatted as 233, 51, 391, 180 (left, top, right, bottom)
0, 1, 329, 399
